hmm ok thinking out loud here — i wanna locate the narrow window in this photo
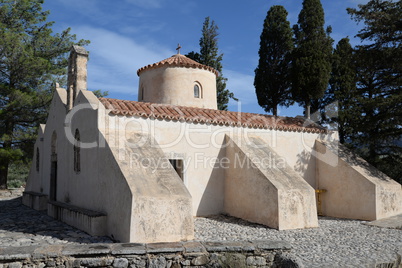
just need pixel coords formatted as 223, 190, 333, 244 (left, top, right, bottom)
36, 147, 40, 172
169, 159, 184, 180
194, 84, 200, 98
140, 86, 144, 101
74, 129, 81, 173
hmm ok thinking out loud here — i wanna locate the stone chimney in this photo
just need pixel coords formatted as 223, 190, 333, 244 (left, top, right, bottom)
67, 46, 89, 110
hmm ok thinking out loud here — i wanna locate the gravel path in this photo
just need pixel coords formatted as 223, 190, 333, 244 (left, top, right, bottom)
195, 215, 402, 267
1, 191, 401, 267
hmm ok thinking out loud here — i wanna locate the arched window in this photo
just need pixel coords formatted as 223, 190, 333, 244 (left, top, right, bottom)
74, 129, 81, 173
36, 147, 40, 172
194, 83, 202, 98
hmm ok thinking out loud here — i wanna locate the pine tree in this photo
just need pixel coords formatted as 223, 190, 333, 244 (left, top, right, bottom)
254, 5, 294, 116
347, 0, 402, 182
347, 0, 402, 48
186, 17, 237, 110
292, 0, 333, 118
0, 0, 89, 189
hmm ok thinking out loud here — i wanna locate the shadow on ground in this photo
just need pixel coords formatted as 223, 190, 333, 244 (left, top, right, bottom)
197, 214, 276, 230
0, 196, 112, 245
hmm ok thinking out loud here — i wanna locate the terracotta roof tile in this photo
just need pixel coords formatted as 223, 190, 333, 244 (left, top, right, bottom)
137, 54, 219, 77
99, 98, 327, 134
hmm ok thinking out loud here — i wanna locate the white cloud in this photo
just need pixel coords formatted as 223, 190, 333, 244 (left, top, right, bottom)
225, 69, 256, 105
72, 25, 174, 95
71, 25, 261, 107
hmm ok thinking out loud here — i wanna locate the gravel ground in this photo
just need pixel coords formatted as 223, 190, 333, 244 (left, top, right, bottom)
1, 191, 401, 267
0, 195, 113, 247
195, 215, 402, 267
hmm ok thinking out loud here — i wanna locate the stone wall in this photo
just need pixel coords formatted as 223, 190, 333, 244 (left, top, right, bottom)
0, 240, 302, 268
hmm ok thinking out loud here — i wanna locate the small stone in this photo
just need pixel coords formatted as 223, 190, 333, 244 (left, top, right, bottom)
273, 253, 305, 268
191, 255, 209, 265
181, 259, 191, 266
170, 263, 181, 268
166, 260, 172, 268
113, 258, 129, 268
79, 258, 113, 267
72, 259, 81, 268
246, 256, 266, 266
8, 263, 22, 268
209, 253, 220, 261
148, 256, 166, 268
130, 257, 146, 267
46, 261, 56, 267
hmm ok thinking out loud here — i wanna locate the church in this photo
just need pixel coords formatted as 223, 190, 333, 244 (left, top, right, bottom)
22, 46, 402, 243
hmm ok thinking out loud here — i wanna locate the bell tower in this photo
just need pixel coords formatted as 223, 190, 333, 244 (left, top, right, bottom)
67, 46, 89, 110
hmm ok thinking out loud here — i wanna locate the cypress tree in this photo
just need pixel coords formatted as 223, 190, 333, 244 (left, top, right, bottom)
186, 17, 237, 111
328, 37, 357, 144
254, 5, 294, 116
292, 0, 333, 118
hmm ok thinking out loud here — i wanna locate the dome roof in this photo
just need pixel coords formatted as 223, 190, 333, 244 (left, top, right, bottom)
136, 54, 218, 77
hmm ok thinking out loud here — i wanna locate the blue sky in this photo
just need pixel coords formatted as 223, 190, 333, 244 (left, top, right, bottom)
43, 0, 369, 117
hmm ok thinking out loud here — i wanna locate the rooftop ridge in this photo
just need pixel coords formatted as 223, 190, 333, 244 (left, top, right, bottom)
98, 97, 327, 134
136, 54, 219, 77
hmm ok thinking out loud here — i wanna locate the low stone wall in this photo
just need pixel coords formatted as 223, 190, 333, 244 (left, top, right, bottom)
47, 200, 107, 237
22, 191, 48, 211
0, 240, 301, 268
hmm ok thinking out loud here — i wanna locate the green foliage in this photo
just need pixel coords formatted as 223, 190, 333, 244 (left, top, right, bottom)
0, 0, 89, 189
351, 47, 402, 182
92, 90, 109, 98
344, 0, 402, 183
186, 17, 237, 111
7, 162, 29, 188
324, 37, 357, 143
292, 0, 333, 118
254, 5, 294, 116
347, 0, 402, 48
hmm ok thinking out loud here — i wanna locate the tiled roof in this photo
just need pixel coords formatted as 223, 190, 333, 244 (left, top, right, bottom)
137, 54, 219, 77
99, 98, 327, 133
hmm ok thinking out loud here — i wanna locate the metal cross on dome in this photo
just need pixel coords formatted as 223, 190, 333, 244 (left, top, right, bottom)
176, 44, 182, 54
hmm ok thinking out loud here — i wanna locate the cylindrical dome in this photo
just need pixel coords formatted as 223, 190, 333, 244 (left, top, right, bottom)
137, 54, 218, 109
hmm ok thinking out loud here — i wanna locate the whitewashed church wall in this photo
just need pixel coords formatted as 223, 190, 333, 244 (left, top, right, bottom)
25, 125, 45, 194
104, 113, 335, 216
67, 91, 134, 241
39, 88, 69, 199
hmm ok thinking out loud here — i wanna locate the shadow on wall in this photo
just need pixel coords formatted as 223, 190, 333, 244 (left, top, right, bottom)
196, 145, 226, 216
295, 150, 316, 188
335, 143, 393, 182
0, 197, 112, 244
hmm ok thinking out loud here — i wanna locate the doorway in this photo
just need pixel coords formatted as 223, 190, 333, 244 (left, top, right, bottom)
50, 131, 58, 201
50, 154, 57, 201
